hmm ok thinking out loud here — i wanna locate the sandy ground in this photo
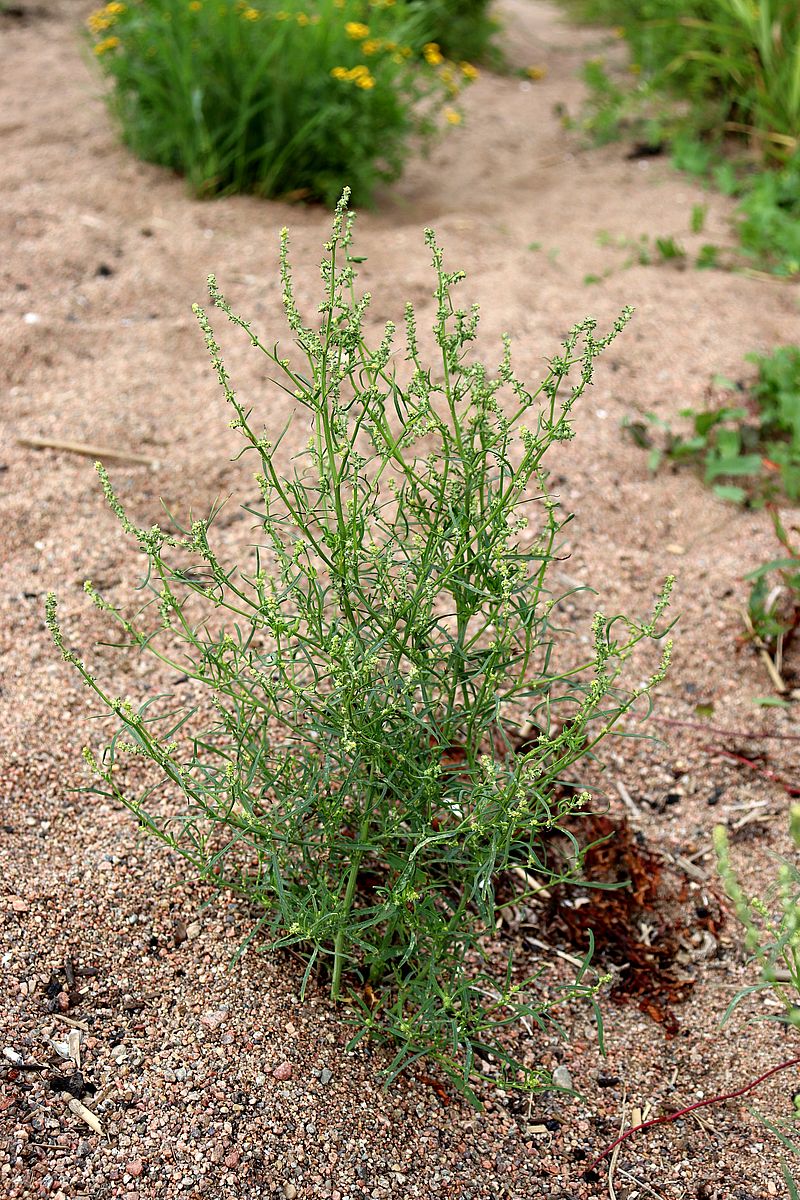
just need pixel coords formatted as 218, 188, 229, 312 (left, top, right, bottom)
3, 1, 800, 1197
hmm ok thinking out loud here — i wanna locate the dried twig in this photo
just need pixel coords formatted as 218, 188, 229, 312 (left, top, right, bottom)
616, 1167, 668, 1200
664, 852, 708, 883
17, 435, 157, 467
53, 1014, 89, 1031
615, 780, 640, 818
743, 609, 787, 693
608, 1083, 628, 1200
67, 1097, 103, 1136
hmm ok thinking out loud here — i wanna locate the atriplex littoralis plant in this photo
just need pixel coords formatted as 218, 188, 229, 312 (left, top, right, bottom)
48, 193, 674, 1103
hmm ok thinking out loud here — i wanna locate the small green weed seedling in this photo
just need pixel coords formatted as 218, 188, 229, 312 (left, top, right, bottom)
625, 346, 800, 506
48, 195, 674, 1103
745, 509, 800, 695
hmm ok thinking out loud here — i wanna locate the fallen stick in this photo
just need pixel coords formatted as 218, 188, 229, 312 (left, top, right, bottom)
17, 435, 157, 467
67, 1097, 103, 1136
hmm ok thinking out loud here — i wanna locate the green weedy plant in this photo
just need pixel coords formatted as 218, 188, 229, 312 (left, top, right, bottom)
625, 346, 800, 506
746, 507, 800, 679
563, 2, 800, 277
47, 194, 674, 1102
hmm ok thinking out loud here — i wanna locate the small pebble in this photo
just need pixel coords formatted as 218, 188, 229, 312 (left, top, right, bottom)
126, 1161, 143, 1178
552, 1065, 573, 1091
200, 1009, 227, 1030
319, 1068, 333, 1085
273, 1061, 293, 1081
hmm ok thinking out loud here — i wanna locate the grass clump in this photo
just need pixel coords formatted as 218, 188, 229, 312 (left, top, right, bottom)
48, 195, 674, 1102
86, 0, 472, 204
566, 0, 800, 158
562, 1, 800, 276
624, 346, 800, 506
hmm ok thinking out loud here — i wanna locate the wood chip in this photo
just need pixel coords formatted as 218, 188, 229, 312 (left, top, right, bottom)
616, 779, 641, 818
666, 852, 709, 882
16, 435, 157, 467
68, 1028, 82, 1069
54, 1014, 90, 1031
68, 1097, 103, 1136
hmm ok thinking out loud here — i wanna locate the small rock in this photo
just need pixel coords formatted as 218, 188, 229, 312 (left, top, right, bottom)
319, 1068, 332, 1085
224, 1150, 240, 1168
284, 1184, 297, 1199
199, 1009, 227, 1030
185, 921, 202, 940
23, 313, 40, 325
273, 1061, 293, 1081
126, 1161, 143, 1178
552, 1065, 573, 1091
10, 898, 29, 913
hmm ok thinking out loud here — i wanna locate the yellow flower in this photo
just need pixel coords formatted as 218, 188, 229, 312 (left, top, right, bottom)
296, 11, 309, 25
242, 6, 260, 18
460, 61, 478, 80
189, 1, 201, 9
356, 75, 375, 89
331, 66, 348, 79
105, 1, 125, 12
94, 34, 120, 54
87, 11, 111, 32
362, 38, 382, 54
444, 108, 462, 125
527, 65, 546, 80
345, 22, 369, 39
423, 42, 443, 66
